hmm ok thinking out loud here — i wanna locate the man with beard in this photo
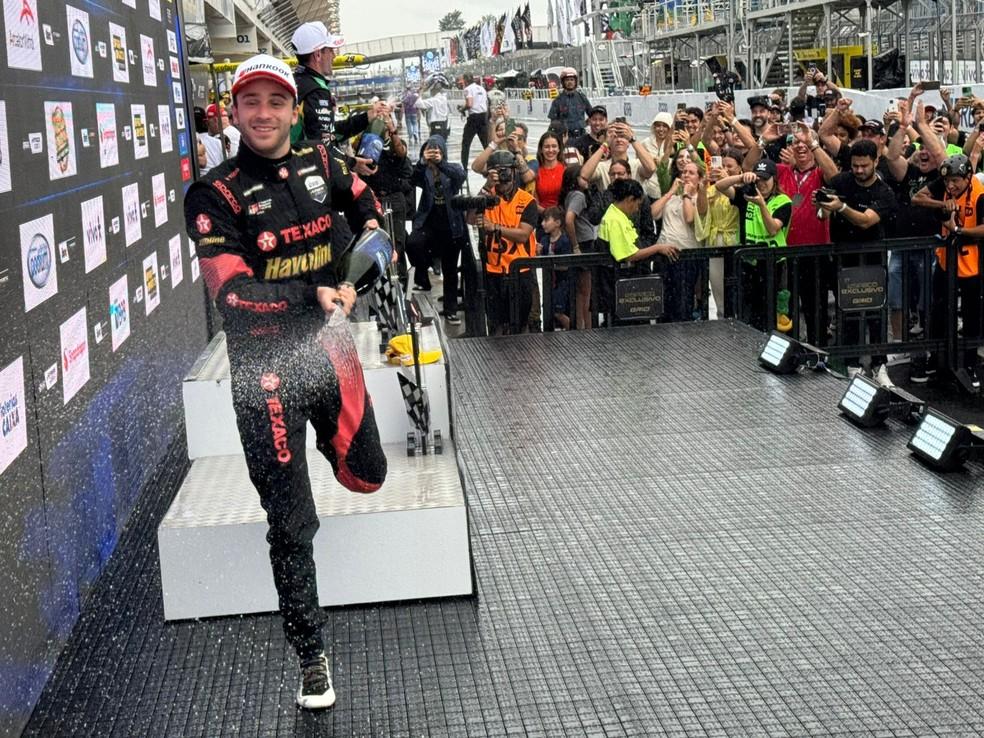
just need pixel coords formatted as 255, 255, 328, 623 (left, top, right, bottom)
814, 138, 898, 385
469, 149, 539, 335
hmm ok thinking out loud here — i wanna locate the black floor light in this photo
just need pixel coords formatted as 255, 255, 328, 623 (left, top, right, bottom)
907, 408, 984, 471
838, 374, 925, 428
758, 331, 828, 374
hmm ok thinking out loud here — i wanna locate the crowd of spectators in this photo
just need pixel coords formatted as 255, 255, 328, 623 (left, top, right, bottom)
197, 39, 984, 386
409, 69, 982, 387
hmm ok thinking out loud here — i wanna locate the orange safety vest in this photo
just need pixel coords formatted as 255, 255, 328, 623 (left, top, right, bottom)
484, 187, 537, 275
937, 175, 984, 278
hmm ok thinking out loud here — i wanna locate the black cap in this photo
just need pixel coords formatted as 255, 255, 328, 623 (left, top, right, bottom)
588, 105, 608, 118
861, 119, 885, 135
753, 158, 777, 179
748, 96, 769, 110
488, 150, 517, 168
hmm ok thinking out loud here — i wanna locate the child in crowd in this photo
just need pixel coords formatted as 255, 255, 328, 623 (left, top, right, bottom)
538, 206, 573, 330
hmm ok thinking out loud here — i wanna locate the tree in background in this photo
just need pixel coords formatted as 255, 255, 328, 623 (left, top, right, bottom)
439, 11, 465, 31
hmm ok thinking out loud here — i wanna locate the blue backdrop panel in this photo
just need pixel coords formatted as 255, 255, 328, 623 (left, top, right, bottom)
0, 0, 206, 734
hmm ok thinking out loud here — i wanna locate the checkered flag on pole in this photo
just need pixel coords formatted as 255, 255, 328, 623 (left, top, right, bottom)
398, 372, 430, 435
369, 274, 407, 333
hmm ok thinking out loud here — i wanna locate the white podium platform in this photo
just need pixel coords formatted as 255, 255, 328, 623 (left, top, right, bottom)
158, 443, 471, 621
183, 324, 449, 458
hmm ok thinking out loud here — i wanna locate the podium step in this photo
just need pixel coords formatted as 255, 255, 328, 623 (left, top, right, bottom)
182, 327, 449, 458
158, 442, 471, 620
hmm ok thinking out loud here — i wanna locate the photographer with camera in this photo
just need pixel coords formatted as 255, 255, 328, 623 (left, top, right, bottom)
467, 150, 539, 335
909, 154, 984, 389
406, 135, 468, 324
714, 158, 793, 331
814, 138, 898, 384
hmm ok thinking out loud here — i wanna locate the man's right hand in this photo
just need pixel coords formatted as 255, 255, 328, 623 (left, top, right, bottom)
317, 285, 356, 316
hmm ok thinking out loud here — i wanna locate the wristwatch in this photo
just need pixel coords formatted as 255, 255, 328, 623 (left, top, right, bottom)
629, 137, 636, 143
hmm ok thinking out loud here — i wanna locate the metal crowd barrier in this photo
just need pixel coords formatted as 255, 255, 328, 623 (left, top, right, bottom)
477, 237, 984, 380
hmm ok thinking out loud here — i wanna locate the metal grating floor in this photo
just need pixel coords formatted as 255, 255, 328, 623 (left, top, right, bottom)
23, 320, 984, 737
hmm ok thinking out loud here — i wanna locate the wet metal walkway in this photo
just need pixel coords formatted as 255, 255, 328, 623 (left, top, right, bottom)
23, 320, 984, 736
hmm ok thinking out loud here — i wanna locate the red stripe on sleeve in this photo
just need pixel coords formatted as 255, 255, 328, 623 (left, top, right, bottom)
199, 253, 254, 300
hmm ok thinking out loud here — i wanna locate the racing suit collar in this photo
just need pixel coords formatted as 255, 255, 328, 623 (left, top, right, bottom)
237, 141, 295, 182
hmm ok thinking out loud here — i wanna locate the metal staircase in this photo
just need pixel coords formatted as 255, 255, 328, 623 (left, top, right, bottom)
761, 7, 825, 87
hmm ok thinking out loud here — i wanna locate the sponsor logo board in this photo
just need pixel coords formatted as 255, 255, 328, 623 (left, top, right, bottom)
20, 213, 57, 311
66, 5, 92, 78
81, 195, 106, 273
59, 307, 90, 405
5, 0, 42, 71
122, 182, 141, 246
142, 251, 160, 314
0, 357, 28, 476
109, 275, 130, 351
45, 101, 77, 180
169, 234, 183, 287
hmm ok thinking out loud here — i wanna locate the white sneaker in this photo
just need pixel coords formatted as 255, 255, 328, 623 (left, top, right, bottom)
872, 364, 894, 388
297, 652, 336, 709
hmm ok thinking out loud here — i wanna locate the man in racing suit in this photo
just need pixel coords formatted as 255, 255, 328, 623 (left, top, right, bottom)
183, 54, 386, 711
290, 21, 383, 147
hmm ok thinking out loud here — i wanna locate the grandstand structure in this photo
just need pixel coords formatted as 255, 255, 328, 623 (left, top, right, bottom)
638, 0, 984, 92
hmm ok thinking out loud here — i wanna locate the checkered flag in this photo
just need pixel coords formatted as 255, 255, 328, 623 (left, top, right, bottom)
369, 274, 407, 333
398, 372, 430, 435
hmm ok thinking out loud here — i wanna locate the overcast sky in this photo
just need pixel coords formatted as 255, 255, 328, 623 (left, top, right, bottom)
340, 0, 544, 44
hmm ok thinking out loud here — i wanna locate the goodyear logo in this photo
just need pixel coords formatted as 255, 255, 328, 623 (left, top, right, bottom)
264, 244, 331, 280
27, 233, 51, 288
72, 19, 88, 64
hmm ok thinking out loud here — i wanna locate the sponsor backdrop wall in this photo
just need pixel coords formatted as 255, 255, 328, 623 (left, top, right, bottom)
0, 0, 205, 732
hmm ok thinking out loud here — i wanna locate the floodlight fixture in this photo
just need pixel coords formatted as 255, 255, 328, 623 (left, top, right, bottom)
758, 332, 828, 374
838, 374, 925, 428
907, 408, 984, 471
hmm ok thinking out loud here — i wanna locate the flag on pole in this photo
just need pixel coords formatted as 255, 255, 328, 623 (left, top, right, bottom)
369, 275, 406, 334
502, 12, 517, 53
398, 372, 430, 434
522, 3, 533, 43
511, 9, 524, 50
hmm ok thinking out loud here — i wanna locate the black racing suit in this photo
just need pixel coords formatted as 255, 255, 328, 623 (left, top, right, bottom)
184, 141, 386, 660
293, 64, 371, 145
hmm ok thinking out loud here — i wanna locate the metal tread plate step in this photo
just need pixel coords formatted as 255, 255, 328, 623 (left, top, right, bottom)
161, 442, 464, 529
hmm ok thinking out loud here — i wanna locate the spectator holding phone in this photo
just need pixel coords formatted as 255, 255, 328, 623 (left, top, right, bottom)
471, 119, 536, 192
651, 158, 705, 321
747, 120, 838, 342
578, 120, 656, 190
571, 106, 609, 162
696, 149, 743, 317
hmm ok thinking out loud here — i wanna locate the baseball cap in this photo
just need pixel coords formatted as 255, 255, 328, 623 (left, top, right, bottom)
588, 105, 608, 118
753, 158, 777, 179
291, 21, 344, 55
747, 95, 769, 110
861, 119, 885, 135
205, 103, 226, 118
231, 54, 298, 99
651, 112, 673, 127
924, 104, 938, 114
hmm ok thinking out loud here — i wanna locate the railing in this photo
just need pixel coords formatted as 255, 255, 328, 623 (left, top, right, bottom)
477, 237, 983, 381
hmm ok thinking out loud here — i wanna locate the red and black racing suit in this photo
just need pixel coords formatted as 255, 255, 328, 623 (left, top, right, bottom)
184, 141, 386, 659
